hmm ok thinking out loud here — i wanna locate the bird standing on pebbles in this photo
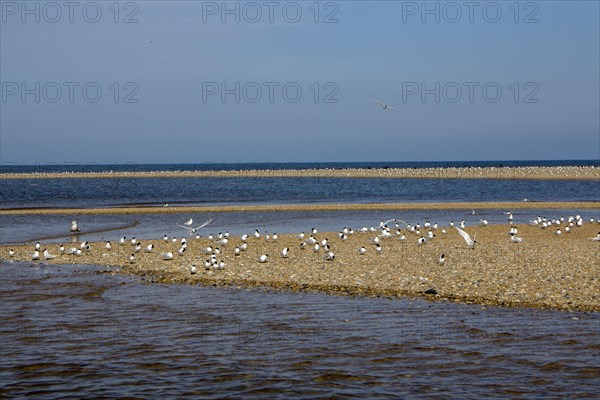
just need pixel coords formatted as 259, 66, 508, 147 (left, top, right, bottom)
438, 254, 446, 266
43, 249, 57, 260
511, 234, 524, 243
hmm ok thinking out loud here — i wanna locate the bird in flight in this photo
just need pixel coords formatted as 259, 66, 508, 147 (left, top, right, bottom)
455, 227, 476, 249
373, 100, 395, 110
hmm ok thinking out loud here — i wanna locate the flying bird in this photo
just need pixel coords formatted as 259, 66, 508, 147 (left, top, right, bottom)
455, 227, 476, 249
373, 100, 395, 110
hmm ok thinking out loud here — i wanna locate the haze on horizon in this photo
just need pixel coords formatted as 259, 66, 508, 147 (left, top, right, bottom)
1, 1, 599, 164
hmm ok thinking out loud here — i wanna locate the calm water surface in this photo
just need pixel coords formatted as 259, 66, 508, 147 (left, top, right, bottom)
1, 262, 598, 398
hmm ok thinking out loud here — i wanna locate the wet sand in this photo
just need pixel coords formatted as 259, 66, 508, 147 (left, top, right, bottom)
3, 223, 599, 312
1, 201, 599, 216
1, 165, 598, 180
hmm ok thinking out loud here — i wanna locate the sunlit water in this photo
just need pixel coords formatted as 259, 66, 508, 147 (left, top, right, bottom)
2, 163, 599, 397
1, 263, 598, 398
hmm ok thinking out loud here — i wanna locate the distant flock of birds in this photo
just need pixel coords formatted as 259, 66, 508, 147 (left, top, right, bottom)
6, 214, 600, 274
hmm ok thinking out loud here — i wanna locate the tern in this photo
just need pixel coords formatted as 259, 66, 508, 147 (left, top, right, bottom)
43, 249, 57, 260
358, 246, 366, 255
590, 232, 600, 241
281, 247, 289, 258
324, 251, 335, 261
105, 241, 112, 250
35, 242, 41, 250
178, 218, 212, 232
438, 254, 446, 266
8, 249, 15, 257
511, 234, 524, 243
455, 227, 476, 249
190, 265, 197, 274
145, 244, 154, 253
32, 250, 40, 261
162, 252, 174, 260
128, 254, 136, 263
70, 220, 80, 232
373, 100, 395, 110
259, 254, 268, 263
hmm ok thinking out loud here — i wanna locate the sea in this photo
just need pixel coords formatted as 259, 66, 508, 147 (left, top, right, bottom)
1, 161, 599, 398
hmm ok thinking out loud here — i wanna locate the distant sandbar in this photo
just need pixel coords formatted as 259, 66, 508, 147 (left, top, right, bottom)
0, 166, 598, 181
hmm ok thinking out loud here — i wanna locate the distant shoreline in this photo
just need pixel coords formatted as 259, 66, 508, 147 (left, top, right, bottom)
0, 166, 598, 181
1, 201, 599, 216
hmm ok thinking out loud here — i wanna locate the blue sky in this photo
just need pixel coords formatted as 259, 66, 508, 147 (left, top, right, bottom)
1, 0, 599, 163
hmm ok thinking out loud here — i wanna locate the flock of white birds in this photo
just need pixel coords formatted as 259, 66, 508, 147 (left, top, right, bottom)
6, 214, 600, 275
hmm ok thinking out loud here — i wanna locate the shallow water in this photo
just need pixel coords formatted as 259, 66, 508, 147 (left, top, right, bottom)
1, 262, 598, 398
2, 208, 599, 245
